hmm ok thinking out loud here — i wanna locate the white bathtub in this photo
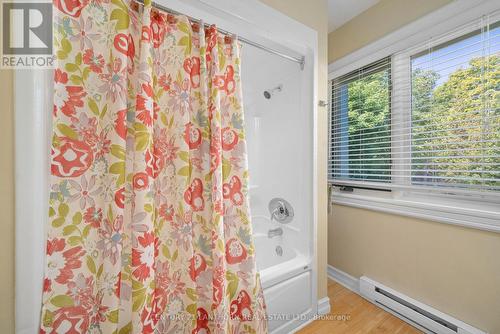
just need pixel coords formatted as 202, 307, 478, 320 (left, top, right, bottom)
252, 217, 315, 333
242, 36, 316, 333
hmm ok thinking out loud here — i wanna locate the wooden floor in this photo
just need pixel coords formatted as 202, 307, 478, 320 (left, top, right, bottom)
297, 280, 422, 334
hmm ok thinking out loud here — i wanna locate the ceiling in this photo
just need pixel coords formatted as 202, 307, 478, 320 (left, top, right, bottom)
328, 0, 380, 32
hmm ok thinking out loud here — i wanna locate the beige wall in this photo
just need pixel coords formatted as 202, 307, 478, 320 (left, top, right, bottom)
328, 0, 452, 63
327, 1, 500, 333
329, 206, 500, 333
259, 0, 329, 300
0, 68, 15, 333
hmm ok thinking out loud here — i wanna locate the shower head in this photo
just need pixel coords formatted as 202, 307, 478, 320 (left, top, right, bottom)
263, 84, 283, 99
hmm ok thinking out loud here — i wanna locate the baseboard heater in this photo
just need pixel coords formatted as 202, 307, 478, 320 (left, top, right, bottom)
359, 276, 487, 334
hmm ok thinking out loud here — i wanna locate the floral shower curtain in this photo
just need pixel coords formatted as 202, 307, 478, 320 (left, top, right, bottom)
41, 0, 267, 332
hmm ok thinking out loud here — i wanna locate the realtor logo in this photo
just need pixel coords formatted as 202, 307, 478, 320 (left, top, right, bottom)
2, 2, 54, 68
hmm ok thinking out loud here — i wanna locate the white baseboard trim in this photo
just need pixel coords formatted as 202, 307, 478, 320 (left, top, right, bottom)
287, 300, 331, 334
327, 265, 360, 293
326, 266, 488, 334
317, 297, 331, 315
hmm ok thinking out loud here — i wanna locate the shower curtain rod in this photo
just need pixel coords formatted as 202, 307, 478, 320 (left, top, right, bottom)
133, 0, 305, 69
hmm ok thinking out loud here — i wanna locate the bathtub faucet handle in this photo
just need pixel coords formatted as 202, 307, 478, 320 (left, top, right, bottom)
268, 198, 294, 224
269, 206, 281, 221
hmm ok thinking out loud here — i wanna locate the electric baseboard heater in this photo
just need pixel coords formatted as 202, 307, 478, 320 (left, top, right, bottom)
359, 276, 487, 334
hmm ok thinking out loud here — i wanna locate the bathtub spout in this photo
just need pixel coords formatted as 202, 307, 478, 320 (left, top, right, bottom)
268, 227, 283, 238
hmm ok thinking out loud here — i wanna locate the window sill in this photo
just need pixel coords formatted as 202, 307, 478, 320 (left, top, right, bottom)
331, 192, 500, 233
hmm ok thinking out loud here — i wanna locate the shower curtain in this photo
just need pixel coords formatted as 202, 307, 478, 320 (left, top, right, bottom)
41, 0, 267, 332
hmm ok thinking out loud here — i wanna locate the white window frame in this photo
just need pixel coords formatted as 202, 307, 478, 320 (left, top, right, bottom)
328, 0, 500, 233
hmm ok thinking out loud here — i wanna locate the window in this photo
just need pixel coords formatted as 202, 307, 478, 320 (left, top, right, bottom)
328, 8, 500, 230
329, 14, 500, 197
329, 57, 392, 187
409, 21, 500, 193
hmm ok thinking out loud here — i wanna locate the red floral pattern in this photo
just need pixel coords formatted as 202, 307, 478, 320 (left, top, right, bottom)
42, 3, 267, 333
184, 122, 203, 149
54, 69, 86, 117
46, 238, 84, 285
223, 175, 244, 206
184, 178, 205, 212
222, 127, 239, 151
51, 137, 93, 177
54, 0, 89, 17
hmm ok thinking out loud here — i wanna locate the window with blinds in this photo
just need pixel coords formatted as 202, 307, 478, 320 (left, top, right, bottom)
409, 19, 500, 193
329, 57, 392, 187
329, 12, 500, 196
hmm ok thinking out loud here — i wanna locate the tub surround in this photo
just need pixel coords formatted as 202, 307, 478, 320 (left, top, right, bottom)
242, 39, 316, 333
